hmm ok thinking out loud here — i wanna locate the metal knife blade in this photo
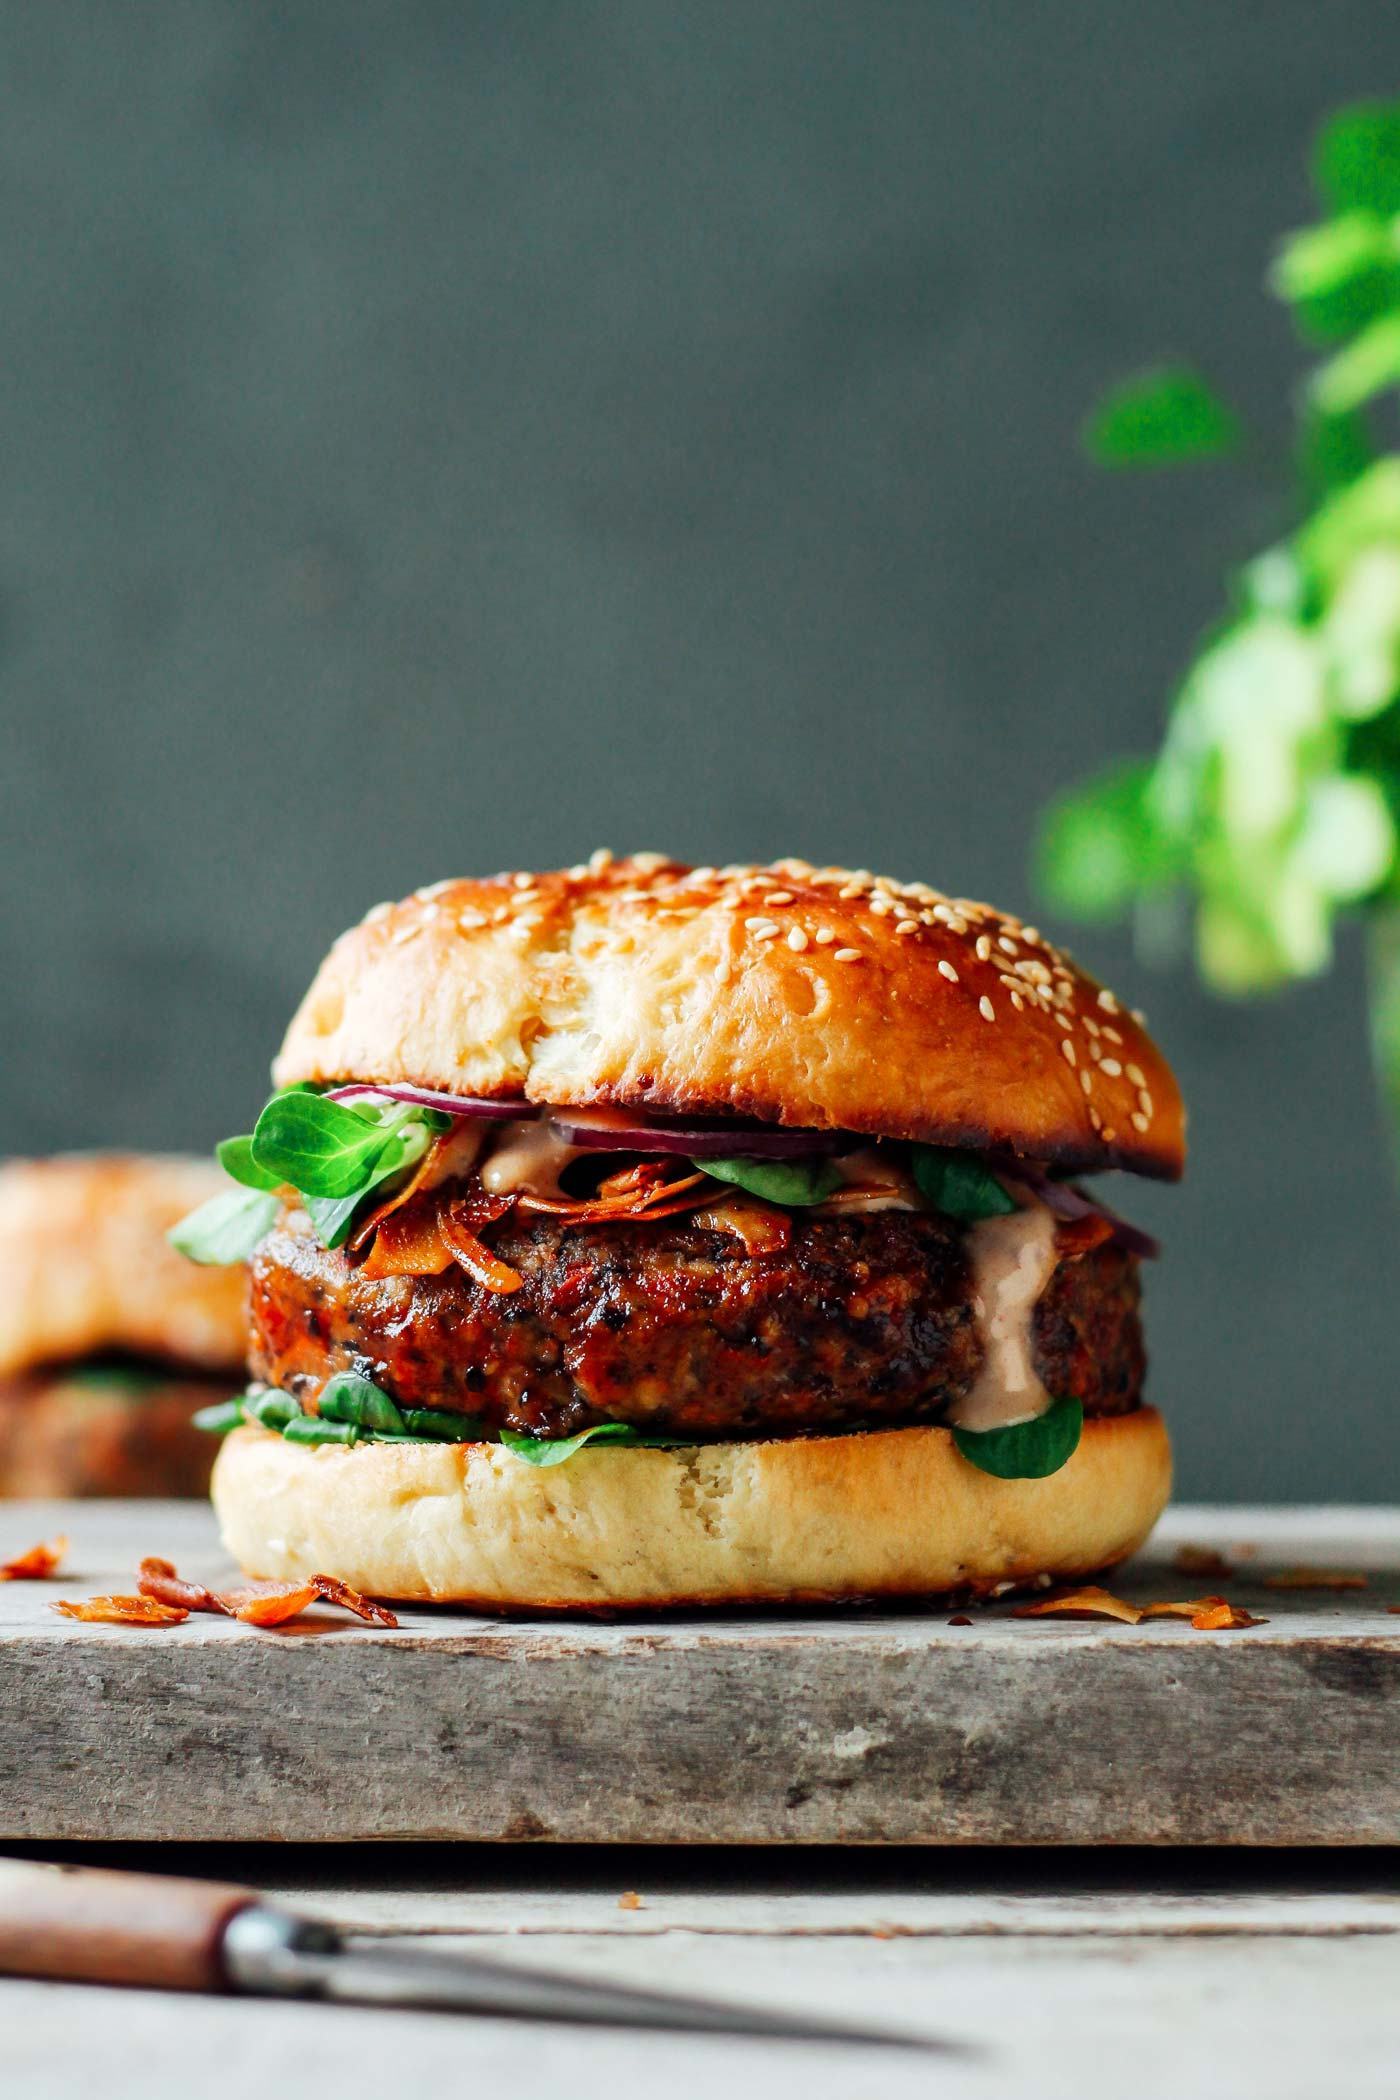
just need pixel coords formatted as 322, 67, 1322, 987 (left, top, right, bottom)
222, 1903, 948, 2050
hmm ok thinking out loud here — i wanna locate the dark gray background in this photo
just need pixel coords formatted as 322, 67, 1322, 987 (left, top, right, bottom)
2, 2, 1394, 1500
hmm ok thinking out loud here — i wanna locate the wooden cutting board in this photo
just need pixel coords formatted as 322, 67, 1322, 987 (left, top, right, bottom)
3, 1501, 1397, 1845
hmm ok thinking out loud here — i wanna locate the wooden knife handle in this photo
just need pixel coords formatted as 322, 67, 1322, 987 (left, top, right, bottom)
0, 1861, 256, 1991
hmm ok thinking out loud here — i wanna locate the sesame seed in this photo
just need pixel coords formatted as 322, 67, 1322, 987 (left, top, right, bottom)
814, 927, 835, 945
979, 996, 995, 1022
458, 908, 487, 930
364, 901, 394, 924
998, 935, 1019, 955
1130, 1112, 1149, 1134
838, 882, 864, 901
744, 917, 780, 937
1060, 1039, 1076, 1067
417, 879, 457, 900
512, 872, 532, 890
419, 902, 441, 922
1137, 1090, 1153, 1118
787, 927, 809, 952
1089, 1107, 1103, 1133
1010, 991, 1024, 1011
869, 895, 894, 916
1100, 1058, 1122, 1078
1132, 1008, 1147, 1025
1097, 989, 1119, 1013
975, 934, 993, 961
691, 865, 717, 882
1126, 1063, 1146, 1089
1079, 1069, 1092, 1096
1102, 1025, 1123, 1045
1022, 926, 1041, 944
714, 959, 732, 984
630, 852, 667, 873
895, 919, 919, 937
933, 904, 958, 926
1054, 1013, 1073, 1032
1102, 1125, 1118, 1144
588, 848, 614, 873
764, 890, 794, 907
389, 923, 421, 946
834, 947, 863, 963
938, 959, 958, 981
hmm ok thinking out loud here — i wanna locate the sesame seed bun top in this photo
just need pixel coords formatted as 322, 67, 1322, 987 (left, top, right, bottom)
272, 853, 1186, 1180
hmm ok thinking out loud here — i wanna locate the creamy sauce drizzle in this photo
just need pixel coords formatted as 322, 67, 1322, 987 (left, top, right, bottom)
479, 1119, 590, 1199
950, 1201, 1059, 1432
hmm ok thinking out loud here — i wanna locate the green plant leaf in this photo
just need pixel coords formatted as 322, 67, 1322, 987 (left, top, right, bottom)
1294, 776, 1396, 900
500, 1422, 642, 1466
317, 1372, 407, 1435
909, 1148, 1016, 1221
1296, 459, 1400, 590
699, 1157, 843, 1207
192, 1396, 247, 1435
167, 1186, 279, 1265
953, 1396, 1083, 1480
1034, 760, 1175, 922
1313, 102, 1400, 216
1272, 213, 1400, 341
1297, 402, 1375, 497
216, 1136, 283, 1192
1083, 367, 1243, 467
1312, 313, 1400, 416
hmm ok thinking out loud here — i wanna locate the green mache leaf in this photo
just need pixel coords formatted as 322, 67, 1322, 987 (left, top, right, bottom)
167, 1186, 279, 1265
500, 1422, 642, 1466
216, 1136, 283, 1191
192, 1396, 247, 1435
953, 1396, 1083, 1480
399, 1407, 488, 1441
304, 1119, 438, 1250
1083, 366, 1243, 467
910, 1147, 1016, 1221
1314, 102, 1400, 217
1312, 312, 1400, 417
699, 1156, 843, 1207
317, 1372, 407, 1435
250, 1091, 395, 1198
282, 1415, 360, 1447
243, 1388, 303, 1431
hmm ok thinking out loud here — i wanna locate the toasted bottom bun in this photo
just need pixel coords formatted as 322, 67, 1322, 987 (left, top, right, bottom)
0, 1374, 223, 1499
211, 1409, 1172, 1611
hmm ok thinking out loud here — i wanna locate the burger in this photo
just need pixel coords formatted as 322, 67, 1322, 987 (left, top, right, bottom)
0, 1154, 246, 1497
175, 853, 1184, 1610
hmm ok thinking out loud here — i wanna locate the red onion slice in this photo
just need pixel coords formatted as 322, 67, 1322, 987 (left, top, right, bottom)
328, 1084, 530, 1122
547, 1106, 853, 1160
1005, 1164, 1160, 1260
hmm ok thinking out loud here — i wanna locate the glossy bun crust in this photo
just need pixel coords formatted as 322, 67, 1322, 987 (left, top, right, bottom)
212, 1409, 1172, 1610
275, 854, 1185, 1178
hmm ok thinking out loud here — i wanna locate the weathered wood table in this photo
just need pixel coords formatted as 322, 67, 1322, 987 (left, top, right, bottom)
3, 1502, 1398, 1844
3, 1503, 1398, 2096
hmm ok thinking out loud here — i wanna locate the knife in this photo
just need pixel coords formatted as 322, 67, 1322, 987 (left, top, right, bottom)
0, 1861, 947, 2050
